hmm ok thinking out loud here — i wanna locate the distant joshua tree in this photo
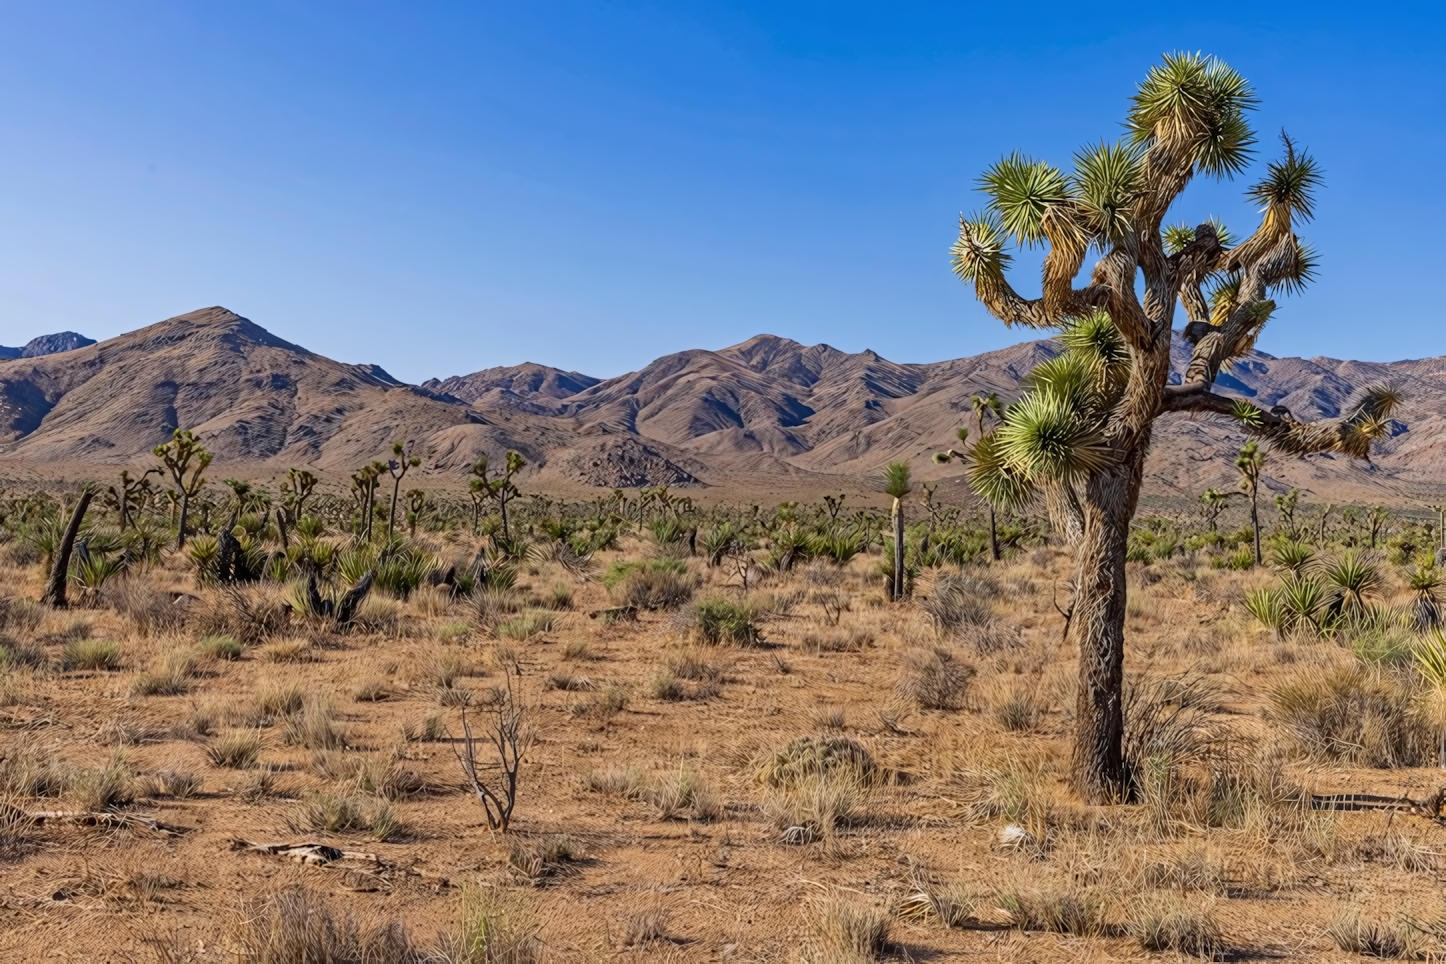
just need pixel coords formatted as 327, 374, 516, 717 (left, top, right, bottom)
882, 460, 911, 601
154, 429, 213, 549
1235, 440, 1265, 566
385, 442, 421, 542
948, 53, 1400, 801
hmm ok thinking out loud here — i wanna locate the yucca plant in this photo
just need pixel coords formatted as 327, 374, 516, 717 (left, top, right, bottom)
949, 53, 1400, 800
1245, 586, 1285, 637
1410, 562, 1442, 631
1269, 539, 1314, 575
1235, 440, 1265, 567
1416, 630, 1446, 769
1323, 551, 1380, 617
1278, 573, 1330, 637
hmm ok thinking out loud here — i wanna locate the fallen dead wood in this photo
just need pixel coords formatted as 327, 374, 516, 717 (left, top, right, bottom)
1311, 788, 1446, 821
230, 839, 394, 891
21, 809, 192, 835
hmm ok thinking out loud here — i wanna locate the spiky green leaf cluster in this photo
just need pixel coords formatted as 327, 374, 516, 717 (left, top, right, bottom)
967, 311, 1128, 509
1127, 52, 1257, 178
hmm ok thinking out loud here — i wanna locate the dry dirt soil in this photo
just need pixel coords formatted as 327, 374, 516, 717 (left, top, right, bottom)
3, 535, 1446, 962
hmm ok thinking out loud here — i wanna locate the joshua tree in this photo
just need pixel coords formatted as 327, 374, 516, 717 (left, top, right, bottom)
350, 462, 385, 541
469, 451, 527, 539
1199, 486, 1237, 532
281, 467, 319, 525
1274, 487, 1301, 539
406, 488, 429, 538
1366, 506, 1389, 549
385, 442, 421, 542
154, 429, 214, 549
883, 460, 912, 601
948, 53, 1399, 801
971, 394, 1005, 559
1235, 440, 1265, 565
106, 468, 158, 531
41, 488, 94, 608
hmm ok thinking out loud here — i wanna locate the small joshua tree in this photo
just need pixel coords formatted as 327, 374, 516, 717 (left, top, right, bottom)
385, 442, 421, 542
1235, 440, 1265, 565
350, 461, 385, 541
449, 672, 534, 834
1199, 487, 1237, 532
281, 467, 319, 525
154, 429, 213, 549
883, 461, 911, 601
469, 451, 527, 540
106, 468, 159, 531
949, 53, 1400, 801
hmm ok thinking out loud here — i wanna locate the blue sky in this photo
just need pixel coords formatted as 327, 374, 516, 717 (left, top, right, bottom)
0, 2, 1439, 382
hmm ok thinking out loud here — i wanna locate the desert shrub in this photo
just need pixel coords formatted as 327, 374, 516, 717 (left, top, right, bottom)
195, 585, 290, 645
498, 610, 554, 641
1123, 672, 1225, 797
207, 731, 264, 769
72, 755, 135, 811
230, 885, 428, 963
1326, 910, 1426, 960
797, 628, 871, 654
132, 649, 200, 696
544, 582, 573, 610
0, 741, 74, 797
438, 620, 471, 644
198, 634, 244, 660
144, 767, 203, 800
258, 637, 313, 663
63, 638, 120, 671
896, 647, 975, 710
283, 700, 347, 751
1129, 894, 1226, 958
610, 560, 694, 610
507, 833, 580, 885
756, 734, 876, 788
253, 678, 306, 719
997, 884, 1110, 936
0, 637, 48, 671
693, 597, 759, 646
433, 885, 541, 964
799, 894, 891, 964
102, 580, 186, 636
920, 571, 997, 635
1270, 664, 1431, 767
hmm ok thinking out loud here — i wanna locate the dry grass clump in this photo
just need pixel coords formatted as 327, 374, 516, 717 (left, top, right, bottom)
229, 885, 429, 963
132, 648, 200, 696
896, 647, 975, 710
920, 571, 997, 635
797, 627, 871, 654
291, 791, 403, 841
72, 755, 135, 811
896, 877, 977, 928
1326, 909, 1429, 960
102, 580, 186, 636
282, 699, 348, 751
545, 671, 594, 692
197, 633, 244, 660
253, 678, 307, 719
432, 886, 540, 963
798, 893, 891, 964
141, 766, 203, 800
0, 596, 46, 633
997, 883, 1111, 936
63, 638, 120, 671
352, 676, 392, 702
206, 730, 264, 769
561, 638, 596, 661
507, 833, 580, 885
257, 636, 313, 663
0, 741, 74, 798
497, 610, 555, 641
610, 559, 695, 610
1129, 893, 1227, 958
1270, 664, 1431, 767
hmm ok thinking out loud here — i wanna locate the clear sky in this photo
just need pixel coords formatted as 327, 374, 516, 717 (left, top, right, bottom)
0, 2, 1439, 382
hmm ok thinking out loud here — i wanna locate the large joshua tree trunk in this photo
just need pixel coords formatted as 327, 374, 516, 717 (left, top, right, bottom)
1070, 452, 1147, 799
891, 496, 905, 600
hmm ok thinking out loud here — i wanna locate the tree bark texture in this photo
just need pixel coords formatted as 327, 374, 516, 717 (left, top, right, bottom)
891, 497, 905, 600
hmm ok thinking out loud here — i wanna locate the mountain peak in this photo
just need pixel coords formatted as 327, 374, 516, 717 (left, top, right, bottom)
0, 331, 96, 360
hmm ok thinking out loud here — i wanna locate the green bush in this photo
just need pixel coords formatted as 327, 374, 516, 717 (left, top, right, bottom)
693, 597, 759, 646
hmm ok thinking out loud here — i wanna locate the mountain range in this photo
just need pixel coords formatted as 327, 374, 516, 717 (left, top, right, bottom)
0, 306, 1441, 504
